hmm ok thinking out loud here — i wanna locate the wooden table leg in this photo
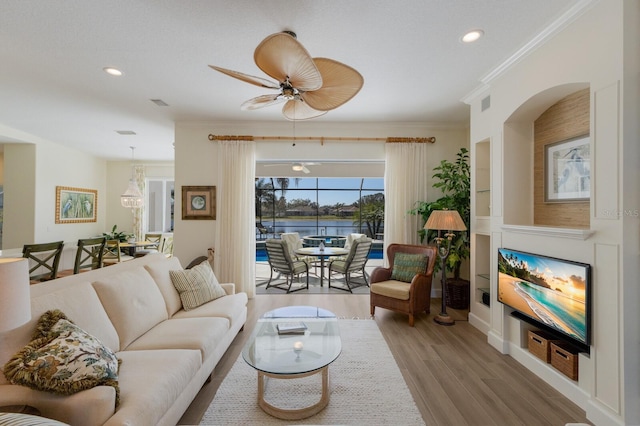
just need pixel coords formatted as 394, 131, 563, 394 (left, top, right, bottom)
257, 366, 330, 420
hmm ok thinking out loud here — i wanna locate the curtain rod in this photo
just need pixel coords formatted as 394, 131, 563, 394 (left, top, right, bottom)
207, 135, 436, 145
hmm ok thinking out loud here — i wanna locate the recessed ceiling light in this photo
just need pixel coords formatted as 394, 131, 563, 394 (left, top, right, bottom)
461, 29, 484, 43
103, 67, 123, 76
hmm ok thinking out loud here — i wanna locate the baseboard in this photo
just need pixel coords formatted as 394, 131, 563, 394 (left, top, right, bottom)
468, 312, 490, 335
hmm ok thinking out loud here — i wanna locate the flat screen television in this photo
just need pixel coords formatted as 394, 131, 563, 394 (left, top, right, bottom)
497, 248, 591, 350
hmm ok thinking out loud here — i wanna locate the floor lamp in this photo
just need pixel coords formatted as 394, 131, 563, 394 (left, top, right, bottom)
424, 209, 467, 326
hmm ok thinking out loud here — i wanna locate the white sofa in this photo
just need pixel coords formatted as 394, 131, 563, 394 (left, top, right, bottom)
0, 253, 248, 426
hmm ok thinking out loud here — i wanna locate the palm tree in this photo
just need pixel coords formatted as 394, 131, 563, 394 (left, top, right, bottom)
352, 193, 384, 236
255, 178, 274, 224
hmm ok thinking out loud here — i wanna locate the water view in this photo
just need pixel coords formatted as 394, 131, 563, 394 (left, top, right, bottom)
258, 219, 369, 237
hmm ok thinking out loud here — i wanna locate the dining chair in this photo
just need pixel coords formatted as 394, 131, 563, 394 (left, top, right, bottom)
134, 233, 163, 257
22, 241, 65, 283
264, 239, 309, 293
102, 240, 134, 265
73, 237, 107, 274
159, 234, 174, 257
328, 237, 372, 292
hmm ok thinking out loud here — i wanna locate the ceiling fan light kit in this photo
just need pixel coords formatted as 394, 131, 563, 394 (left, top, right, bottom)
210, 31, 363, 121
264, 161, 321, 174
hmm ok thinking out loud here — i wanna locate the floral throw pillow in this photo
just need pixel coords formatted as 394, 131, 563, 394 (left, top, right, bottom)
390, 252, 429, 283
3, 310, 120, 405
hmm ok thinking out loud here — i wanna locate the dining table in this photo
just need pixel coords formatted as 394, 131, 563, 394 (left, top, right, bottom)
295, 246, 349, 287
119, 240, 159, 256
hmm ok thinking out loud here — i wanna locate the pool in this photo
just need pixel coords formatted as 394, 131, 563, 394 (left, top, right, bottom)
256, 242, 382, 262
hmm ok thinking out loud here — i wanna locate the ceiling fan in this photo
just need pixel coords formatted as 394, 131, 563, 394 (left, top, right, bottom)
209, 31, 364, 120
263, 162, 321, 174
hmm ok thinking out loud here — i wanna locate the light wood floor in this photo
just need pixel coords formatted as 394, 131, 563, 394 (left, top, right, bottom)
178, 294, 592, 426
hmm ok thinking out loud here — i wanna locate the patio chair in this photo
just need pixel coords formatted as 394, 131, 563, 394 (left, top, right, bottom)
370, 243, 437, 326
73, 237, 107, 273
328, 237, 372, 292
22, 241, 65, 283
264, 239, 309, 293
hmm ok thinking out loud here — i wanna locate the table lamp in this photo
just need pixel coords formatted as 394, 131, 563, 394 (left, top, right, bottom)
0, 258, 32, 332
424, 210, 467, 326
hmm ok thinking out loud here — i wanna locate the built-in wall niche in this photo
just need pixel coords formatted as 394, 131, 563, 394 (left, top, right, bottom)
503, 83, 590, 229
475, 140, 490, 217
474, 233, 491, 309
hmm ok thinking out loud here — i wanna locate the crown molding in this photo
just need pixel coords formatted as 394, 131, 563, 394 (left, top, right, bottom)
462, 0, 600, 104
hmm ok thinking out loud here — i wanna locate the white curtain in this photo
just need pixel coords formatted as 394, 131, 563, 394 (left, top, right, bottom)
214, 139, 256, 298
133, 165, 145, 241
383, 142, 429, 264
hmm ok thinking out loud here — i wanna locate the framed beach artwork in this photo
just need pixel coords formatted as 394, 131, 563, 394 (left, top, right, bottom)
55, 186, 98, 223
182, 185, 216, 220
545, 135, 590, 202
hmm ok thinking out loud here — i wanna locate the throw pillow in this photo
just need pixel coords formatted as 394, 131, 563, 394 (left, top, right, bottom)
3, 310, 120, 405
169, 261, 226, 311
390, 252, 429, 283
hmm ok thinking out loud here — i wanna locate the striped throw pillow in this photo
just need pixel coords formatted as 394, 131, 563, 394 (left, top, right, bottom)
169, 261, 226, 311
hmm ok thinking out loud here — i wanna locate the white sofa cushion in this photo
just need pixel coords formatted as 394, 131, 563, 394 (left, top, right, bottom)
105, 349, 201, 426
144, 256, 184, 317
125, 317, 229, 360
0, 384, 115, 425
172, 292, 248, 329
93, 267, 168, 350
31, 283, 120, 352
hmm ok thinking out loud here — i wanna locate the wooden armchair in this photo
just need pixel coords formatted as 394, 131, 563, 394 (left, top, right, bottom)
370, 243, 437, 326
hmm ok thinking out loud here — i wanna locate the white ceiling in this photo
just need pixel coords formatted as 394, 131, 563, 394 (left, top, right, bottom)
0, 0, 587, 161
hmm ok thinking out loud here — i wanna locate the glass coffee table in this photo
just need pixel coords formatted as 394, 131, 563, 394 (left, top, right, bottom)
242, 306, 341, 420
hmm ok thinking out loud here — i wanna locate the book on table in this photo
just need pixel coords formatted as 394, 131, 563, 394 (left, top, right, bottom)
277, 322, 308, 335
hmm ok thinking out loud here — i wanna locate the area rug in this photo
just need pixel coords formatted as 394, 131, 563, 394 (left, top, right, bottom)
199, 319, 425, 425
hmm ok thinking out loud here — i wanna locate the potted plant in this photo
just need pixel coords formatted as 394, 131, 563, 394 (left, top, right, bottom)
409, 147, 470, 283
103, 224, 133, 243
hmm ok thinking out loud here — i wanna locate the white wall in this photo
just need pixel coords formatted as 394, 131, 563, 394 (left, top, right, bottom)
466, 1, 639, 424
174, 120, 468, 266
2, 140, 107, 270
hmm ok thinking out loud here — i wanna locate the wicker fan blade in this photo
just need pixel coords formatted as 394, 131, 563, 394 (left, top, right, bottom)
241, 94, 286, 110
208, 65, 279, 89
301, 58, 364, 111
282, 99, 327, 121
254, 33, 322, 91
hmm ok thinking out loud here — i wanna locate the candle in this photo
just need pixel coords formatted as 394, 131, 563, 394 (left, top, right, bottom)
293, 341, 303, 351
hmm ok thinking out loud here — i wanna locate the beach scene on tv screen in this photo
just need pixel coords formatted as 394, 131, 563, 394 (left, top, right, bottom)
498, 248, 587, 343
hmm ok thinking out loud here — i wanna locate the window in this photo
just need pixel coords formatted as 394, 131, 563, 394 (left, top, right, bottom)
255, 177, 384, 238
146, 178, 174, 232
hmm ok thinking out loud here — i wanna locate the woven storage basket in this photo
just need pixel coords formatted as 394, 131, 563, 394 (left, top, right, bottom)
445, 279, 470, 309
528, 330, 561, 363
550, 341, 579, 380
